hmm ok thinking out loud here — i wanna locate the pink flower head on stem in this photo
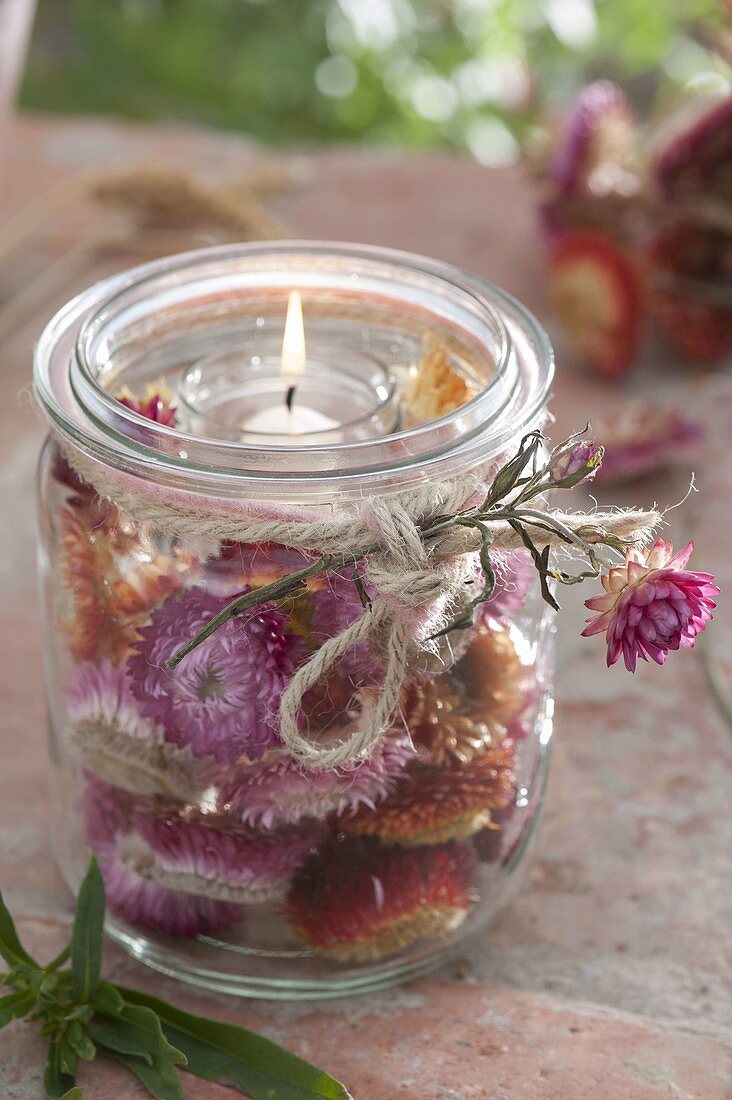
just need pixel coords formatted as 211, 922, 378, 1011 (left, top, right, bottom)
582, 539, 719, 672
550, 440, 603, 486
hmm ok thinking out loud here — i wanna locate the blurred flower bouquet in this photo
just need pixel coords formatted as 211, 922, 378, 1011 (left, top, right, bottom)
539, 83, 732, 375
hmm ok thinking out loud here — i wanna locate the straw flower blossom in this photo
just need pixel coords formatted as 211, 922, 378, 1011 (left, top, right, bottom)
582, 539, 719, 672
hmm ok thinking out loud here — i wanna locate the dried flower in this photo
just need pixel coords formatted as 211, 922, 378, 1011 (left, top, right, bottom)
59, 508, 186, 663
339, 742, 516, 846
90, 163, 284, 240
404, 340, 474, 424
649, 220, 732, 364
129, 587, 304, 764
548, 230, 642, 377
83, 775, 322, 935
550, 439, 603, 485
68, 660, 211, 801
285, 837, 476, 962
594, 401, 703, 483
405, 627, 527, 768
217, 724, 415, 829
129, 810, 322, 906
82, 775, 243, 937
582, 539, 719, 671
652, 96, 732, 202
116, 378, 176, 426
550, 80, 637, 197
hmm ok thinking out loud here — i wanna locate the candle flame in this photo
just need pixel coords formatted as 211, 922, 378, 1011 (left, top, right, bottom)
281, 290, 306, 379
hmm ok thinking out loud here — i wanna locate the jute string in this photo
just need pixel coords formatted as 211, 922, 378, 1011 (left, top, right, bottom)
62, 443, 660, 769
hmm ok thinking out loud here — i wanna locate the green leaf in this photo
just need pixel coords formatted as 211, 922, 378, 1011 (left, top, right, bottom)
120, 1004, 187, 1064
44, 1041, 76, 1100
58, 1040, 79, 1078
71, 857, 105, 1003
89, 1003, 185, 1066
0, 987, 36, 1027
92, 981, 124, 1016
59, 1090, 84, 1100
88, 1019, 155, 1063
107, 1050, 184, 1100
0, 886, 38, 969
117, 985, 352, 1100
65, 1021, 96, 1061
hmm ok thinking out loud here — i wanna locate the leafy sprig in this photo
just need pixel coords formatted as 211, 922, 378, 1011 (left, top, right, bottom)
165, 427, 610, 669
0, 858, 352, 1100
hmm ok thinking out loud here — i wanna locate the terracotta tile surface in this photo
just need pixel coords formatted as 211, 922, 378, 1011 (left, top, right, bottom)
0, 114, 730, 1099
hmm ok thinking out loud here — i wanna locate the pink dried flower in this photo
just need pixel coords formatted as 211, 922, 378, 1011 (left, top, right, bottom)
117, 380, 176, 427
218, 726, 415, 829
82, 774, 322, 936
129, 587, 304, 764
205, 540, 314, 589
68, 660, 211, 800
82, 774, 242, 936
582, 539, 719, 672
550, 440, 603, 485
131, 810, 323, 905
594, 403, 703, 484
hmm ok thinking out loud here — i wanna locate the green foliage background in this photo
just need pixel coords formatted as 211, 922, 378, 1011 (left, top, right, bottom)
21, 0, 728, 156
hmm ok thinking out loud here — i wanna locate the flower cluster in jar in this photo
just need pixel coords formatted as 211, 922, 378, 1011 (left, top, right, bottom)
539, 83, 732, 375
54, 384, 542, 962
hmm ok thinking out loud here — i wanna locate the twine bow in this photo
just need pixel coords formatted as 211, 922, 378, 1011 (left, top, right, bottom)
278, 488, 481, 769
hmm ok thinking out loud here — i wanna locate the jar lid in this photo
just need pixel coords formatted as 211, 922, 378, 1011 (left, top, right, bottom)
34, 242, 553, 501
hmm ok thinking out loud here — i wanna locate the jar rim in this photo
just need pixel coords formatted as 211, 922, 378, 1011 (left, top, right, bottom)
34, 241, 554, 500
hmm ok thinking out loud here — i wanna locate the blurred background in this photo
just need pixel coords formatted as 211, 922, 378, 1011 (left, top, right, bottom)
17, 0, 731, 163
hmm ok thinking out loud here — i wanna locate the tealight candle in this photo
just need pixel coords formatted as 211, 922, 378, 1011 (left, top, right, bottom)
241, 292, 340, 436
178, 289, 398, 443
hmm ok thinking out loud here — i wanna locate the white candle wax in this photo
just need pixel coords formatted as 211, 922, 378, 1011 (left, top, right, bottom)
243, 402, 340, 435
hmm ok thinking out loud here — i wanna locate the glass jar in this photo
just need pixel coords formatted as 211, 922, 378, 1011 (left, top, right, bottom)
34, 242, 554, 998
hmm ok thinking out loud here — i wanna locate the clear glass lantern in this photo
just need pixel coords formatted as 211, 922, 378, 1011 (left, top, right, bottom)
34, 242, 555, 998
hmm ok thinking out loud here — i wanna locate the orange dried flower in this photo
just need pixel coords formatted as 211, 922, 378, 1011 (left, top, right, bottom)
338, 742, 516, 847
406, 627, 526, 766
405, 340, 474, 423
59, 508, 188, 663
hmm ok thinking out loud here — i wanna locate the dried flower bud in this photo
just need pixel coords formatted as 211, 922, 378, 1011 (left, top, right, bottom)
550, 441, 603, 486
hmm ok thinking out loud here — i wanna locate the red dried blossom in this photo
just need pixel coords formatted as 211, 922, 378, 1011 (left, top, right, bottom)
285, 837, 476, 962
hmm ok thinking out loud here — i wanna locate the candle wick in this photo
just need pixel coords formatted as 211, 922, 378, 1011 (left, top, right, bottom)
285, 384, 296, 413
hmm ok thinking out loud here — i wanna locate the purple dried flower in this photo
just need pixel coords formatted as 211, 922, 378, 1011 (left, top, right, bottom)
67, 660, 211, 800
82, 774, 242, 936
550, 440, 603, 485
131, 810, 323, 905
551, 80, 635, 196
82, 774, 322, 935
594, 403, 703, 484
117, 381, 176, 427
218, 726, 415, 829
128, 587, 304, 764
